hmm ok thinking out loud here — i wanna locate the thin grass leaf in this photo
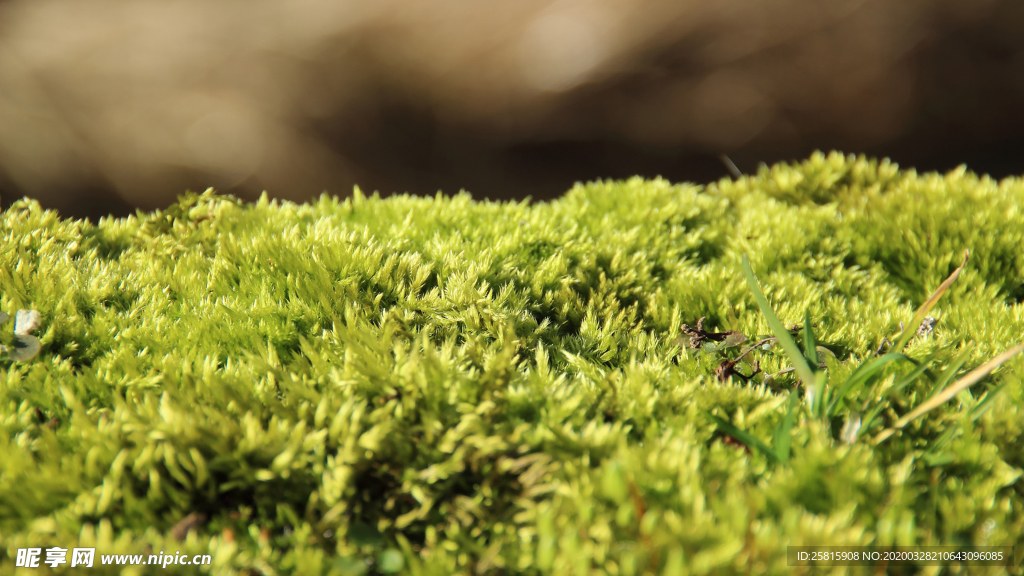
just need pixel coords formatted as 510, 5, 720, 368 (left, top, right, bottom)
922, 427, 959, 466
741, 255, 817, 397
0, 311, 8, 325
889, 354, 939, 396
702, 411, 778, 464
859, 402, 889, 440
924, 344, 975, 402
967, 379, 1011, 422
925, 427, 958, 456
803, 311, 818, 369
773, 392, 799, 462
891, 250, 969, 354
873, 342, 1024, 444
827, 353, 914, 417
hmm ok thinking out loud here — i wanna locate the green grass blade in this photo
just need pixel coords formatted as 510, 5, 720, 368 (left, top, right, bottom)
967, 379, 1011, 422
925, 344, 975, 402
741, 255, 817, 397
859, 402, 888, 439
813, 370, 829, 418
804, 310, 818, 369
827, 353, 914, 417
873, 342, 1024, 444
891, 250, 969, 354
924, 427, 958, 456
922, 427, 959, 466
702, 411, 779, 464
890, 355, 938, 396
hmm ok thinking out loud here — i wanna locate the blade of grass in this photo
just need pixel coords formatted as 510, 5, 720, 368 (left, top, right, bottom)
812, 371, 828, 418
922, 426, 959, 466
873, 342, 1024, 444
827, 353, 915, 417
891, 250, 969, 354
741, 256, 817, 395
859, 401, 889, 440
967, 378, 1012, 422
924, 344, 975, 402
803, 311, 818, 369
924, 427, 958, 458
702, 411, 778, 464
889, 354, 939, 396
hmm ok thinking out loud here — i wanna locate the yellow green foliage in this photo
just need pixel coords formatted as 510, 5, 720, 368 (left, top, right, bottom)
1, 151, 1023, 574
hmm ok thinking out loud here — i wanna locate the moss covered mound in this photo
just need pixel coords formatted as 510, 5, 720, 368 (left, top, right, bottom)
2, 151, 1024, 575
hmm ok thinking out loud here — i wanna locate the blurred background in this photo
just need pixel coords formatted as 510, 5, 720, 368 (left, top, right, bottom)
2, 0, 1023, 220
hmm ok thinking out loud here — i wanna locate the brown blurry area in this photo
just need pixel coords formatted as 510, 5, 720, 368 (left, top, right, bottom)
1, 0, 1023, 220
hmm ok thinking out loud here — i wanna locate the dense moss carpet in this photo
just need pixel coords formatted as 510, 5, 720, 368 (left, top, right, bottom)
2, 152, 1023, 574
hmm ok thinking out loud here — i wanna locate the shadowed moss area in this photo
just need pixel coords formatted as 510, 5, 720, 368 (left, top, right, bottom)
2, 151, 1024, 575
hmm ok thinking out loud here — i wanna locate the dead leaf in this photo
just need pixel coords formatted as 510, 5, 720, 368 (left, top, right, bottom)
682, 317, 747, 350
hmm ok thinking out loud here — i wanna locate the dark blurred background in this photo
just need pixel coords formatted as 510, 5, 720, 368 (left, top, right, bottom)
2, 0, 1023, 220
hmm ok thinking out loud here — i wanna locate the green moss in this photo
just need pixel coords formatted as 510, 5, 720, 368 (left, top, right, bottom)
1, 150, 1023, 575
